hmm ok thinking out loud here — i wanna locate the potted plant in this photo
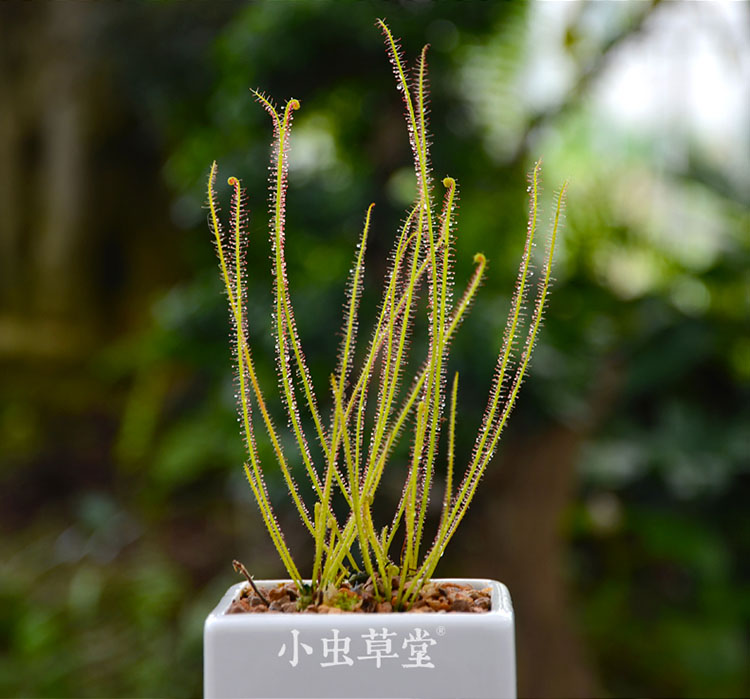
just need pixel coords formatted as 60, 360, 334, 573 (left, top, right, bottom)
204, 20, 566, 699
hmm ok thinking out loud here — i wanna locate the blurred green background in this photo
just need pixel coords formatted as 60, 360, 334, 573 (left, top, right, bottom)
1, 1, 748, 697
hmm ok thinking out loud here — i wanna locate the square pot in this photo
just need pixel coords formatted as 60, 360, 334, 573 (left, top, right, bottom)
204, 578, 515, 699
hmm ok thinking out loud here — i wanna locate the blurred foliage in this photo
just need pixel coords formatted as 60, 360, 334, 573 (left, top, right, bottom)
0, 0, 748, 697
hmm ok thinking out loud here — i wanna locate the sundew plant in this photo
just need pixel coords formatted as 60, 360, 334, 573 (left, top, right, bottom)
207, 21, 567, 611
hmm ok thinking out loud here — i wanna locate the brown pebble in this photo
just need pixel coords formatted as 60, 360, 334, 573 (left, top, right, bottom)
376, 602, 393, 613
268, 586, 288, 601
451, 597, 472, 612
226, 600, 250, 614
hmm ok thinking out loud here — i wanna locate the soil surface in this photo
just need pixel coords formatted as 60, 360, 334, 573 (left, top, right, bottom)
226, 580, 492, 614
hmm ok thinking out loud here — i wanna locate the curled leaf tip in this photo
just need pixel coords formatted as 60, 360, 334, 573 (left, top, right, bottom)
442, 176, 456, 189
227, 176, 240, 187
473, 252, 487, 265
289, 98, 301, 110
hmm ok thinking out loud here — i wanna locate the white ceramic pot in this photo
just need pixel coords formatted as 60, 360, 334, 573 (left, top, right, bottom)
204, 578, 515, 699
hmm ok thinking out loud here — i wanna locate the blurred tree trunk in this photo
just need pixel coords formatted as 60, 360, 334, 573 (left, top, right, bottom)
0, 3, 26, 310
460, 359, 621, 698
34, 1, 89, 318
0, 1, 184, 360
0, 1, 93, 357
483, 425, 601, 698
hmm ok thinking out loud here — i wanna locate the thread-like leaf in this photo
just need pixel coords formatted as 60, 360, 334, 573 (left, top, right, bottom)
207, 165, 303, 585
335, 203, 374, 397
